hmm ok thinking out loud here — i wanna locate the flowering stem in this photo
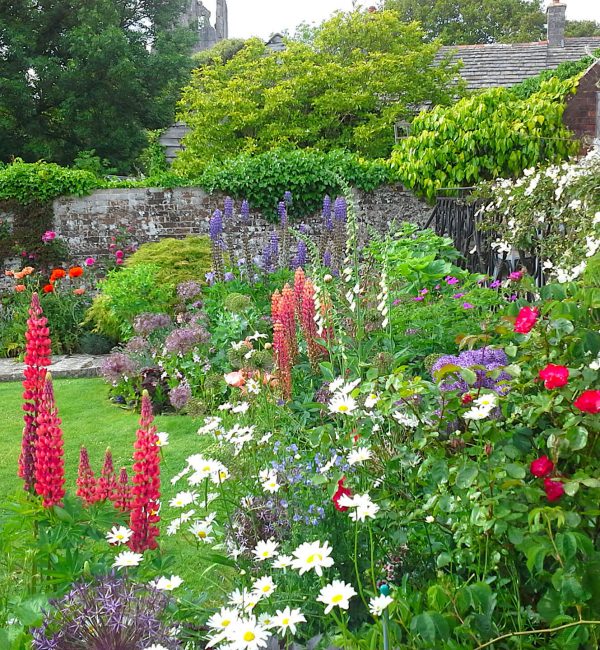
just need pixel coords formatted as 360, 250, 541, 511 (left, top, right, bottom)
368, 523, 377, 592
474, 620, 600, 650
353, 520, 369, 609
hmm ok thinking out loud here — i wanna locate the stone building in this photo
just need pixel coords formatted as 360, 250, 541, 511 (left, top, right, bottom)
179, 0, 228, 53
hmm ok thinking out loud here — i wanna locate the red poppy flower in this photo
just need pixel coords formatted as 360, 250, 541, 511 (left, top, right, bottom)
68, 266, 83, 278
332, 477, 352, 512
544, 477, 564, 502
15, 284, 26, 292
530, 455, 554, 478
42, 283, 54, 293
514, 306, 539, 334
573, 390, 600, 414
461, 393, 473, 405
539, 364, 569, 389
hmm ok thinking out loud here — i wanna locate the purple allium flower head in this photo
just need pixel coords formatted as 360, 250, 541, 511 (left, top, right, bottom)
278, 201, 287, 228
133, 312, 172, 336
209, 209, 223, 243
283, 190, 293, 206
164, 325, 210, 355
334, 196, 347, 223
293, 240, 308, 268
31, 575, 178, 650
169, 381, 192, 410
240, 199, 250, 224
323, 249, 332, 268
224, 272, 235, 282
177, 280, 203, 301
432, 347, 511, 395
224, 196, 234, 220
205, 271, 216, 285
100, 353, 139, 382
125, 336, 148, 354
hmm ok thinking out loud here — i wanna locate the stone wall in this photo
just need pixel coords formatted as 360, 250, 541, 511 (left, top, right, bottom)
563, 62, 600, 151
52, 184, 432, 258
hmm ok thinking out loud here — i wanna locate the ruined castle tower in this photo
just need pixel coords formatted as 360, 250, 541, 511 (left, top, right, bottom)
180, 0, 228, 53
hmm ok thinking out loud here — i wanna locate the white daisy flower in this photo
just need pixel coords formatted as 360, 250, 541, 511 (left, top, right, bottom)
463, 405, 493, 420
290, 540, 334, 576
271, 606, 306, 636
261, 477, 280, 493
226, 616, 270, 649
317, 580, 357, 614
328, 393, 357, 415
166, 509, 196, 536
347, 447, 372, 465
218, 402, 233, 411
189, 514, 216, 543
369, 594, 394, 616
207, 606, 239, 632
112, 551, 143, 570
232, 402, 250, 414
364, 393, 379, 409
153, 575, 183, 591
272, 554, 293, 569
252, 576, 276, 598
474, 393, 498, 409
169, 491, 197, 508
106, 525, 133, 545
253, 539, 279, 561
156, 431, 169, 447
337, 492, 380, 521
328, 377, 345, 393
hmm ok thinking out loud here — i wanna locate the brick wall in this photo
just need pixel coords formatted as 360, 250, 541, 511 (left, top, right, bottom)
52, 185, 432, 259
563, 63, 600, 149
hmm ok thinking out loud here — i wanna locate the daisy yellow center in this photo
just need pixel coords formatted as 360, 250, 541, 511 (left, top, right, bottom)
244, 631, 256, 641
197, 531, 207, 538
338, 405, 348, 412
307, 553, 323, 563
222, 619, 231, 627
262, 551, 269, 557
116, 534, 124, 539
202, 465, 211, 472
332, 594, 344, 603
262, 585, 271, 593
282, 618, 290, 625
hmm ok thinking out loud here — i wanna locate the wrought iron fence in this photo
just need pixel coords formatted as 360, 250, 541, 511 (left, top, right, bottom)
425, 189, 547, 285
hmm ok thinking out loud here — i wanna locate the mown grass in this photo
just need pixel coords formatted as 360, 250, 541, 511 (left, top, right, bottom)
0, 378, 231, 595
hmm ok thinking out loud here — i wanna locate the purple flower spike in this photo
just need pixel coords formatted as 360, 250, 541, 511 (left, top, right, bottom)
278, 201, 287, 228
293, 240, 308, 268
323, 250, 332, 268
240, 199, 250, 223
334, 196, 347, 223
224, 196, 234, 220
209, 210, 223, 243
283, 191, 293, 206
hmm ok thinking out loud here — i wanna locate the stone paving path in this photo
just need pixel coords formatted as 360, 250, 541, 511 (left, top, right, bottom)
0, 355, 105, 382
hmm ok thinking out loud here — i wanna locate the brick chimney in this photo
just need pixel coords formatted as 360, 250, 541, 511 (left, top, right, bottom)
547, 0, 566, 48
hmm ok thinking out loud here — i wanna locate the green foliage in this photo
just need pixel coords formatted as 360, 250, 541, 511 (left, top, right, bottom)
136, 131, 169, 177
392, 77, 580, 200
175, 10, 460, 172
126, 236, 213, 288
199, 149, 396, 216
86, 264, 174, 340
72, 150, 117, 177
0, 160, 99, 204
0, 0, 196, 173
191, 38, 247, 68
511, 49, 600, 99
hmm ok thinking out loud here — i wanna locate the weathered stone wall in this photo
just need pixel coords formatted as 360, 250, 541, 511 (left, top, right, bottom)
52, 184, 432, 258
563, 63, 600, 151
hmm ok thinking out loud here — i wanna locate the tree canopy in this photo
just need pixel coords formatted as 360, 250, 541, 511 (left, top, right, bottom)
384, 0, 600, 44
174, 9, 461, 175
0, 0, 195, 172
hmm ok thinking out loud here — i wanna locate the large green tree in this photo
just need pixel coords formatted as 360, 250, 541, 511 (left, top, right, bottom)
384, 0, 598, 44
0, 0, 194, 172
175, 9, 461, 174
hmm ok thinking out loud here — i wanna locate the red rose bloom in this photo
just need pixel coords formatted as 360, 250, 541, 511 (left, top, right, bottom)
68, 266, 83, 278
530, 455, 554, 478
539, 364, 569, 389
461, 393, 473, 404
514, 306, 539, 334
42, 284, 54, 294
544, 477, 564, 502
332, 477, 352, 512
573, 390, 600, 414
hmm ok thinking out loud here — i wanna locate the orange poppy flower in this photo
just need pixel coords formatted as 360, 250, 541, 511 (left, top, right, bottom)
15, 284, 26, 292
42, 284, 54, 293
49, 268, 66, 283
4, 270, 14, 277
73, 288, 85, 295
14, 271, 25, 280
68, 266, 84, 278
21, 266, 34, 276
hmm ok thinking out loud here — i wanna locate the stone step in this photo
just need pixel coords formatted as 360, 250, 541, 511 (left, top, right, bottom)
0, 355, 105, 382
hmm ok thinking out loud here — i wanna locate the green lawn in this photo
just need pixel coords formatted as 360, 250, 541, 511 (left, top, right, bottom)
0, 378, 229, 595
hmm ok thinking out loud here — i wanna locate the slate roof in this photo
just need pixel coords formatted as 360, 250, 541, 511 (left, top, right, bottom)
438, 37, 600, 90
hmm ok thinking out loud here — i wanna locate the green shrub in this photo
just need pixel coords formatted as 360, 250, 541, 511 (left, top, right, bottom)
198, 149, 396, 216
391, 77, 580, 200
126, 237, 212, 288
85, 264, 174, 341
